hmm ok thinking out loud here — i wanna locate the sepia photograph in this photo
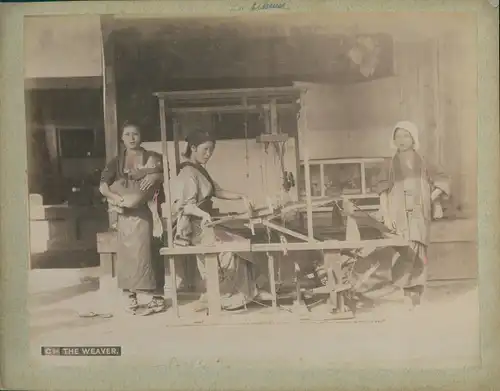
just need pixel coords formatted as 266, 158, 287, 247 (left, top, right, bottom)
4, 2, 493, 387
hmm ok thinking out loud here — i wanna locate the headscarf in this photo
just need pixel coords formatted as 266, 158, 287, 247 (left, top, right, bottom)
390, 120, 420, 151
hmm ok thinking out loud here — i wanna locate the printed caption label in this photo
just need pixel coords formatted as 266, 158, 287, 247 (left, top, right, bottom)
41, 346, 122, 356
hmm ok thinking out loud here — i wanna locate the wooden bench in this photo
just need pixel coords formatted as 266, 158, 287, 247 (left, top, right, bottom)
96, 231, 117, 296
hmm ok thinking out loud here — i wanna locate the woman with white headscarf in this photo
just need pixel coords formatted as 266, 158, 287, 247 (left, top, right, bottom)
376, 121, 450, 308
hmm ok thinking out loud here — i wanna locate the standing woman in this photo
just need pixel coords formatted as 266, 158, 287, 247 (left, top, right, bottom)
376, 121, 450, 308
99, 122, 166, 314
171, 129, 262, 312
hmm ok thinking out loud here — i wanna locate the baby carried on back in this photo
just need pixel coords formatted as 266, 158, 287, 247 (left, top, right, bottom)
108, 153, 162, 211
108, 153, 164, 236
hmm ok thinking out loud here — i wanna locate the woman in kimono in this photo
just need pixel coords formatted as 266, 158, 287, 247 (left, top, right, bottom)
376, 121, 450, 308
171, 129, 261, 312
99, 122, 166, 314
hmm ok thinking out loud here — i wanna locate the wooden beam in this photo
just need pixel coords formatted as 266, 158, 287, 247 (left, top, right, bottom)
172, 116, 193, 291
294, 122, 304, 228
158, 97, 179, 317
173, 118, 182, 174
154, 86, 304, 101
267, 253, 278, 309
324, 251, 346, 312
261, 220, 312, 242
159, 237, 408, 256
253, 238, 407, 251
270, 98, 279, 134
100, 16, 119, 163
168, 103, 298, 114
256, 133, 289, 143
264, 109, 271, 134
160, 242, 252, 255
25, 77, 103, 90
99, 253, 117, 307
343, 198, 362, 241
205, 254, 222, 316
44, 124, 60, 177
297, 90, 314, 240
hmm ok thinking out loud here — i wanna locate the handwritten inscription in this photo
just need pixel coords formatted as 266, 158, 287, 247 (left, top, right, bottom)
251, 2, 289, 11
230, 2, 289, 11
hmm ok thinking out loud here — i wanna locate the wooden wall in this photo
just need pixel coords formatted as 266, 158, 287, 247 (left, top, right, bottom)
142, 139, 298, 214
24, 16, 103, 79
295, 35, 476, 219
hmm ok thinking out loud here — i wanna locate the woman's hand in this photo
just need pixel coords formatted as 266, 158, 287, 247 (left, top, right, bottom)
241, 195, 253, 211
383, 216, 396, 231
140, 174, 156, 191
431, 188, 443, 203
433, 201, 444, 219
108, 194, 124, 206
201, 212, 212, 227
128, 168, 144, 181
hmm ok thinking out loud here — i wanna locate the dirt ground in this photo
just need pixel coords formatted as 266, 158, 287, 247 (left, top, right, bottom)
28, 268, 480, 370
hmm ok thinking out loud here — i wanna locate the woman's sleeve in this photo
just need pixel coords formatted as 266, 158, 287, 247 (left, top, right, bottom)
100, 158, 118, 185
181, 177, 198, 205
172, 170, 199, 212
375, 159, 392, 194
428, 162, 451, 196
152, 152, 164, 173
213, 180, 223, 195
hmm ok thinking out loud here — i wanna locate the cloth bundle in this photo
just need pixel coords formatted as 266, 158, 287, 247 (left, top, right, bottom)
108, 155, 164, 237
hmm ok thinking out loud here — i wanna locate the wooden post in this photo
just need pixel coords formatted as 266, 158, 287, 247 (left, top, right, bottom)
158, 97, 179, 317
100, 16, 118, 164
326, 265, 337, 310
267, 253, 278, 309
99, 253, 115, 294
173, 119, 194, 291
44, 124, 61, 201
343, 198, 361, 242
297, 90, 314, 240
96, 231, 118, 311
100, 16, 119, 228
270, 98, 278, 134
269, 98, 283, 202
173, 118, 182, 174
205, 254, 222, 316
293, 260, 304, 307
324, 250, 345, 313
264, 108, 271, 134
293, 111, 305, 229
346, 216, 361, 241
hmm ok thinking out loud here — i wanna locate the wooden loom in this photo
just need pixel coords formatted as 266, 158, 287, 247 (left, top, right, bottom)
154, 87, 408, 324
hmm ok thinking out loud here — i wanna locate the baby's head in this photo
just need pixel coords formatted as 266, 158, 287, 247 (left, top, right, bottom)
144, 154, 162, 168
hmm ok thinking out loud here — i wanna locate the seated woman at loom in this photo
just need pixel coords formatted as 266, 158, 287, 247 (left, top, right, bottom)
170, 129, 266, 312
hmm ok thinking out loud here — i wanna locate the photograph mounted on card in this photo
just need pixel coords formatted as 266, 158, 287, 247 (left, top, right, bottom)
1, 1, 497, 390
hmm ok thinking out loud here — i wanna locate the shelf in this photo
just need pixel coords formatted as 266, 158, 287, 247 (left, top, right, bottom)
298, 158, 386, 200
